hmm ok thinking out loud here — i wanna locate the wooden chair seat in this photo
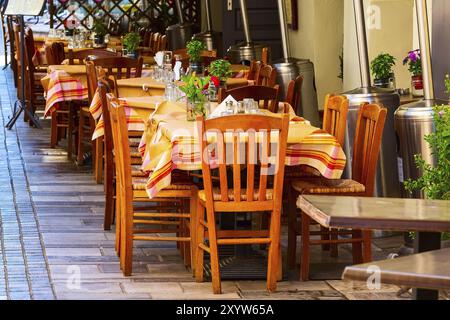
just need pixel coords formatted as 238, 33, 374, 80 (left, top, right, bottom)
291, 178, 365, 195
129, 137, 141, 147
198, 188, 274, 202
132, 177, 193, 191
131, 165, 147, 177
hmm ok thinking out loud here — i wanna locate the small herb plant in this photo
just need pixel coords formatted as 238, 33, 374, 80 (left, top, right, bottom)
403, 49, 422, 76
370, 53, 396, 80
208, 59, 232, 82
186, 40, 205, 63
179, 73, 211, 103
123, 32, 141, 54
93, 20, 108, 37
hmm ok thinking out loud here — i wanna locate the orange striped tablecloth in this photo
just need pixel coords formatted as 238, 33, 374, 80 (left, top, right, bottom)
138, 102, 346, 198
90, 93, 165, 140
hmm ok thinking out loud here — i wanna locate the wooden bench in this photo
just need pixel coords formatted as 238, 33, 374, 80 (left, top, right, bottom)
343, 248, 450, 293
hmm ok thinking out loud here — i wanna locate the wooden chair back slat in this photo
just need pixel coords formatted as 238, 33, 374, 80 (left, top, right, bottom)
198, 114, 289, 207
218, 85, 280, 113
45, 42, 65, 65
322, 94, 349, 147
286, 75, 303, 116
92, 56, 143, 80
255, 64, 277, 87
351, 103, 387, 196
68, 48, 119, 65
247, 60, 262, 81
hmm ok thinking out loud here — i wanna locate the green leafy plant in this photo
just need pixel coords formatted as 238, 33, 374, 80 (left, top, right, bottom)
93, 20, 108, 37
370, 53, 396, 80
208, 59, 232, 82
123, 32, 141, 54
404, 102, 450, 241
186, 40, 206, 63
179, 74, 210, 103
403, 49, 422, 76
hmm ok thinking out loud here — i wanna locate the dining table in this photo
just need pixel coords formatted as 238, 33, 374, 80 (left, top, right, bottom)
137, 101, 346, 199
297, 195, 450, 300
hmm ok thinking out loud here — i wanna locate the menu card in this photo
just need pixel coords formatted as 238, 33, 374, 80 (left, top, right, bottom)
5, 0, 46, 16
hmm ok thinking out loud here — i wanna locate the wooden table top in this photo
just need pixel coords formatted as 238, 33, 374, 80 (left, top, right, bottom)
297, 195, 450, 232
342, 248, 450, 291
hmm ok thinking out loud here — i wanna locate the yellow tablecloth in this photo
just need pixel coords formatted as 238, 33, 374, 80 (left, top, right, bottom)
138, 102, 346, 198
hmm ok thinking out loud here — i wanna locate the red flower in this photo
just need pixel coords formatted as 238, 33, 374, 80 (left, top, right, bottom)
203, 76, 220, 90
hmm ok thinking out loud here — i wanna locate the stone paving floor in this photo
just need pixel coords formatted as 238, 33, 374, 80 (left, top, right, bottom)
0, 66, 421, 301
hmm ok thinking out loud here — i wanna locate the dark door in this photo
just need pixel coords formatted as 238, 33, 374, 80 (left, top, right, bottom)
222, 0, 282, 60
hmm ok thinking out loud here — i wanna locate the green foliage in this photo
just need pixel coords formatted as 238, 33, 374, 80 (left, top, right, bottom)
186, 40, 206, 63
370, 53, 396, 80
178, 74, 210, 103
404, 103, 450, 241
123, 32, 141, 53
93, 20, 108, 37
208, 59, 232, 81
404, 105, 450, 201
445, 74, 450, 94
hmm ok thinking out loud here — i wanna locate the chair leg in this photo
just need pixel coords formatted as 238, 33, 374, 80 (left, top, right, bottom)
77, 113, 85, 165
362, 230, 372, 263
120, 201, 134, 276
103, 156, 114, 231
67, 103, 74, 160
205, 206, 221, 294
189, 186, 198, 273
94, 137, 104, 184
287, 185, 298, 269
300, 211, 311, 281
115, 182, 121, 256
351, 230, 363, 264
195, 201, 205, 282
320, 226, 331, 251
267, 208, 281, 292
330, 229, 339, 257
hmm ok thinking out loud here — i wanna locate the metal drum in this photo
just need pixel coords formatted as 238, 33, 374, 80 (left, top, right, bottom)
228, 42, 265, 65
394, 100, 442, 198
192, 0, 223, 53
273, 58, 320, 127
227, 0, 266, 65
166, 0, 195, 50
342, 87, 401, 198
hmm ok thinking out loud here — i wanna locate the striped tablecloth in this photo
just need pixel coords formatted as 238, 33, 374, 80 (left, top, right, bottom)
138, 102, 346, 198
90, 93, 165, 140
42, 69, 88, 117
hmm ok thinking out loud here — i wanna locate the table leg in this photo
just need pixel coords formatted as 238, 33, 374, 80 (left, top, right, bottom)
412, 232, 441, 300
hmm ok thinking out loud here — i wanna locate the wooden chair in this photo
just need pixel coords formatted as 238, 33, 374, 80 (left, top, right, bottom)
261, 47, 270, 65
23, 28, 47, 123
218, 85, 280, 113
67, 48, 119, 65
194, 114, 290, 294
247, 60, 262, 81
322, 94, 349, 147
45, 42, 65, 65
76, 61, 99, 164
285, 75, 303, 116
255, 64, 277, 87
92, 56, 143, 79
107, 93, 198, 276
287, 103, 387, 280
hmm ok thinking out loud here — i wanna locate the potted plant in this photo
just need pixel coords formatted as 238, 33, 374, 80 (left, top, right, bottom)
123, 32, 141, 59
93, 20, 108, 47
186, 40, 206, 75
208, 59, 232, 87
370, 53, 396, 88
404, 103, 450, 242
178, 73, 210, 121
403, 49, 423, 96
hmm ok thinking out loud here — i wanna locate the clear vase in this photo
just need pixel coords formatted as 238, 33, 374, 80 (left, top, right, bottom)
186, 101, 206, 121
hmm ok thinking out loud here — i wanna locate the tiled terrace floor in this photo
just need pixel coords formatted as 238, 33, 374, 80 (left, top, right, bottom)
0, 66, 417, 300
